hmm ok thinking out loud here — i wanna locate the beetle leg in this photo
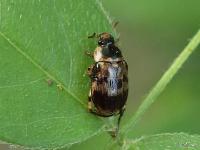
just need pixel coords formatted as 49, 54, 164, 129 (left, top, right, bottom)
107, 107, 125, 138
103, 107, 126, 138
88, 90, 100, 115
88, 89, 93, 112
87, 67, 91, 76
89, 108, 104, 117
88, 97, 99, 116
85, 51, 93, 58
88, 89, 98, 114
88, 99, 93, 112
117, 106, 126, 130
87, 64, 94, 77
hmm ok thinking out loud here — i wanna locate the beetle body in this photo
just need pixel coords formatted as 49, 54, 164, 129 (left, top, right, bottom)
87, 32, 128, 126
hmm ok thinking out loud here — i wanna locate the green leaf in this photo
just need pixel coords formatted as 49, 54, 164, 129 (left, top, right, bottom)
127, 133, 200, 150
0, 0, 115, 149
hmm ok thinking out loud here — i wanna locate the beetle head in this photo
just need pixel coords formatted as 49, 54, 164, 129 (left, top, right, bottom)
98, 32, 114, 47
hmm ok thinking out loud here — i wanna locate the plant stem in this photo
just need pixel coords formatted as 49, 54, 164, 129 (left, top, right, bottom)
121, 30, 200, 134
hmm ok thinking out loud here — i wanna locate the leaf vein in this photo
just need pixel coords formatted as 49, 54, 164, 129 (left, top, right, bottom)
0, 77, 44, 89
0, 31, 86, 107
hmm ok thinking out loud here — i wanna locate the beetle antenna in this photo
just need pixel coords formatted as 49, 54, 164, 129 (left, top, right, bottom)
115, 34, 120, 44
88, 32, 100, 39
112, 20, 119, 29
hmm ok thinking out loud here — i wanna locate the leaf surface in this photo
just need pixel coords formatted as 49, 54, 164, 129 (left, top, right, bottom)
0, 0, 114, 148
128, 133, 200, 150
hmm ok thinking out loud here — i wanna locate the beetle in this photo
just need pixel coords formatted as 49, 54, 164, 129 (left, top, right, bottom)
86, 32, 128, 133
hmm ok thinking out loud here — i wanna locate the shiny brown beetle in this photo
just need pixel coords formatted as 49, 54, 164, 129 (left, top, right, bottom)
86, 32, 128, 131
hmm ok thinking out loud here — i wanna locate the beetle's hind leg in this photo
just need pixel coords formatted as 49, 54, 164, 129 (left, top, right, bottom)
107, 107, 126, 138
117, 107, 126, 130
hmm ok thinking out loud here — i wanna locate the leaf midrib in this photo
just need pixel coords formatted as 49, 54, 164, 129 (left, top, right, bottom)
0, 31, 86, 108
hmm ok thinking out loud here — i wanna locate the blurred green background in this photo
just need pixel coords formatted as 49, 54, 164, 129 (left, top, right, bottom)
70, 0, 200, 149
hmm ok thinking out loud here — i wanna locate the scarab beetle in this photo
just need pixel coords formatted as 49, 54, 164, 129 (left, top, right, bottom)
86, 32, 128, 131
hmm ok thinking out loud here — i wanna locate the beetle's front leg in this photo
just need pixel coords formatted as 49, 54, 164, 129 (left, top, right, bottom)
85, 51, 93, 58
87, 64, 94, 77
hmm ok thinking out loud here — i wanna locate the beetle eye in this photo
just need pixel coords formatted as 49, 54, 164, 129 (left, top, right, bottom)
98, 40, 104, 46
